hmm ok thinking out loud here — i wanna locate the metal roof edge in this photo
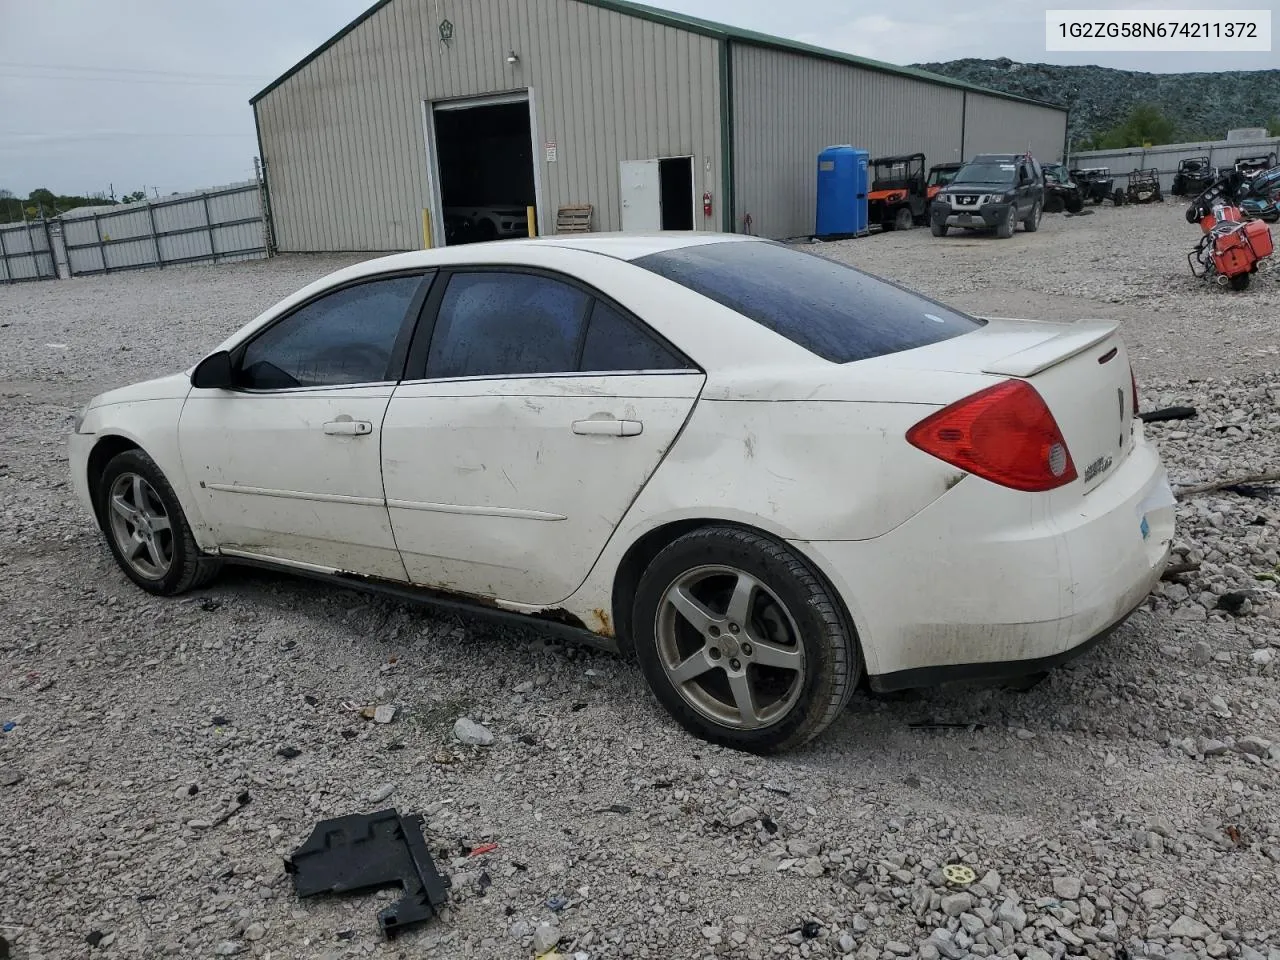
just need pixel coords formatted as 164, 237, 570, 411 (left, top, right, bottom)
250, 0, 395, 105
573, 0, 1066, 112
249, 0, 1066, 115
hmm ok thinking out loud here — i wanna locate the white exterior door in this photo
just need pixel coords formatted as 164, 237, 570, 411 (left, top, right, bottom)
177, 272, 428, 580
179, 388, 405, 579
380, 268, 704, 606
620, 159, 662, 232
382, 374, 702, 605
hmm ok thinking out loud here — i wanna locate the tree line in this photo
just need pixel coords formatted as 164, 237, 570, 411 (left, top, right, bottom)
1079, 106, 1280, 151
0, 187, 150, 225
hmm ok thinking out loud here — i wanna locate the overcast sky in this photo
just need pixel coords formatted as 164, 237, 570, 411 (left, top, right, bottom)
2, 0, 1274, 198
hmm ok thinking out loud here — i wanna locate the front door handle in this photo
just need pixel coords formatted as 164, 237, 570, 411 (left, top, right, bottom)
572, 419, 643, 437
323, 420, 373, 436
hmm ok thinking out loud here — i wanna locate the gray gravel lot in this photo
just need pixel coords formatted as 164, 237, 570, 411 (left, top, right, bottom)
1, 204, 1277, 960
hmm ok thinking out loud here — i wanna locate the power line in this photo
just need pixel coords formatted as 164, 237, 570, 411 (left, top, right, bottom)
0, 69, 261, 88
0, 60, 269, 80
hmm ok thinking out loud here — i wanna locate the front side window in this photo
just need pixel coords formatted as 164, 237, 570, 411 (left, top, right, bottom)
425, 272, 589, 379
634, 241, 983, 364
238, 275, 422, 389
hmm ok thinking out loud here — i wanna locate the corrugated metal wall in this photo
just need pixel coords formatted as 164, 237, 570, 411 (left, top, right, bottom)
962, 92, 1067, 163
730, 44, 965, 240
1072, 137, 1279, 193
0, 221, 56, 283
254, 0, 723, 252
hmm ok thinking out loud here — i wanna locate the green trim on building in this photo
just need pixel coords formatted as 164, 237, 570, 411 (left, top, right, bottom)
719, 39, 736, 233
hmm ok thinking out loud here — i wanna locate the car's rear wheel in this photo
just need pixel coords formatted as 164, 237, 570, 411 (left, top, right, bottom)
894, 207, 914, 231
632, 526, 859, 753
96, 449, 221, 595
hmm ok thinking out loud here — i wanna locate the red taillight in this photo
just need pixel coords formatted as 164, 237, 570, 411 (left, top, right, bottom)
907, 380, 1078, 492
1130, 365, 1139, 417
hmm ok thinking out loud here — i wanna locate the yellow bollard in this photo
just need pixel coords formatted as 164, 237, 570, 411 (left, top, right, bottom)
527, 205, 537, 238
422, 208, 432, 249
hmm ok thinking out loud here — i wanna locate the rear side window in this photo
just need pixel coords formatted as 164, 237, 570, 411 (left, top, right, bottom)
425, 272, 589, 378
633, 241, 983, 364
580, 301, 689, 372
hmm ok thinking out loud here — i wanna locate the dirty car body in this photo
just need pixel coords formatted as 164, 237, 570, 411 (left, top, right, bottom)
70, 234, 1174, 752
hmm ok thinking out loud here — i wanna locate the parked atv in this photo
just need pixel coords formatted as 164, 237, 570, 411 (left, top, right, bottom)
1126, 168, 1163, 204
1236, 153, 1279, 181
1238, 165, 1280, 222
1171, 157, 1216, 196
926, 162, 962, 202
1042, 163, 1084, 213
868, 153, 928, 230
1071, 167, 1122, 205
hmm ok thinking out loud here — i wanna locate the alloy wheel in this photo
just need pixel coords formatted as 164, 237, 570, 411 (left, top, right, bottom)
106, 472, 174, 580
655, 564, 806, 730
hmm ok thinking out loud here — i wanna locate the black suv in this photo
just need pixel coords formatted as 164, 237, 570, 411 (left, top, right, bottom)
931, 154, 1045, 238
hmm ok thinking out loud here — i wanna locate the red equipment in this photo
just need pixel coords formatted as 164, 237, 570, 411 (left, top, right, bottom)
1189, 203, 1275, 291
702, 191, 713, 218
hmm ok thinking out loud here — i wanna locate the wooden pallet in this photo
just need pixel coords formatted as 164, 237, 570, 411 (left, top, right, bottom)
556, 204, 593, 233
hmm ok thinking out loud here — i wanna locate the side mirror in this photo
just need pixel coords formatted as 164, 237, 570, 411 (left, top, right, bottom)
191, 350, 236, 390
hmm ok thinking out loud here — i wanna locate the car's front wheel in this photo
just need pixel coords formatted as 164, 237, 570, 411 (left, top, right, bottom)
96, 449, 222, 595
930, 220, 949, 237
996, 206, 1016, 238
632, 526, 860, 753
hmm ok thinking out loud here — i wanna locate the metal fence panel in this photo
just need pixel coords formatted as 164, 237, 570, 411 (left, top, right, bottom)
55, 180, 269, 277
0, 221, 57, 283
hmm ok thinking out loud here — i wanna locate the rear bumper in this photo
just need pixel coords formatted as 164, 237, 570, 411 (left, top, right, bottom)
792, 420, 1174, 687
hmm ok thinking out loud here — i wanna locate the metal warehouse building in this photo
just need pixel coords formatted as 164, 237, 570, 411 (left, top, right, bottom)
251, 0, 1067, 250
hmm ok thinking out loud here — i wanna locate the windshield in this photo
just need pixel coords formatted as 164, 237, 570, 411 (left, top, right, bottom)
1043, 164, 1068, 183
953, 161, 1017, 185
633, 241, 984, 365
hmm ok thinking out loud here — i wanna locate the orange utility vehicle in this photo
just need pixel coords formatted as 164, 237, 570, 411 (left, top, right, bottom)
868, 153, 928, 230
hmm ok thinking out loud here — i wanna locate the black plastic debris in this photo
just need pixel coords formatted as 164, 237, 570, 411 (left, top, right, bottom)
1138, 406, 1197, 423
595, 803, 632, 815
285, 809, 451, 938
908, 719, 987, 731
277, 746, 303, 760
1216, 592, 1250, 615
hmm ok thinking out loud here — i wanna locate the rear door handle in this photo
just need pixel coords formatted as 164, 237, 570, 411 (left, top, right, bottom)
572, 419, 643, 437
323, 420, 373, 436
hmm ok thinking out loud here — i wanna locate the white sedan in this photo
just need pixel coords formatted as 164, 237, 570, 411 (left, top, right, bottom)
69, 233, 1175, 752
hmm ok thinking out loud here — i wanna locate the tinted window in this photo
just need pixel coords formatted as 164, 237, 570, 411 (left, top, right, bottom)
580, 301, 688, 372
238, 275, 421, 389
426, 272, 589, 378
633, 241, 982, 364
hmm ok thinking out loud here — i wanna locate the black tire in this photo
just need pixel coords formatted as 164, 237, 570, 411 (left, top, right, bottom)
996, 206, 1015, 239
1065, 193, 1084, 214
930, 220, 949, 237
1228, 272, 1251, 291
95, 449, 222, 595
1023, 201, 1042, 232
1044, 195, 1064, 214
1113, 190, 1126, 206
631, 526, 860, 754
893, 207, 914, 231
1092, 196, 1103, 206
1185, 205, 1200, 224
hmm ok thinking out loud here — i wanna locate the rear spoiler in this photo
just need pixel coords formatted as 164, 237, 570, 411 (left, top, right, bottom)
975, 318, 1120, 378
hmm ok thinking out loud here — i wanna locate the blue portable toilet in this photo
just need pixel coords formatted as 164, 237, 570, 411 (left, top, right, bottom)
815, 145, 869, 238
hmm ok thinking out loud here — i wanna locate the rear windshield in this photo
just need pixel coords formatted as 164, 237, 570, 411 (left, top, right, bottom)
954, 161, 1017, 184
632, 241, 983, 364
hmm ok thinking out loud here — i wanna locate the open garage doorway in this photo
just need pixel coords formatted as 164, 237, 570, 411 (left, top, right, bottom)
432, 95, 538, 245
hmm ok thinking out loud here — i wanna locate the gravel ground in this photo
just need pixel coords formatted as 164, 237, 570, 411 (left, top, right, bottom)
1, 205, 1277, 960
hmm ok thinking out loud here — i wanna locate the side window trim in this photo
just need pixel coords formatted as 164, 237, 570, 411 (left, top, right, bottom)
229, 269, 434, 393
400, 264, 700, 383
